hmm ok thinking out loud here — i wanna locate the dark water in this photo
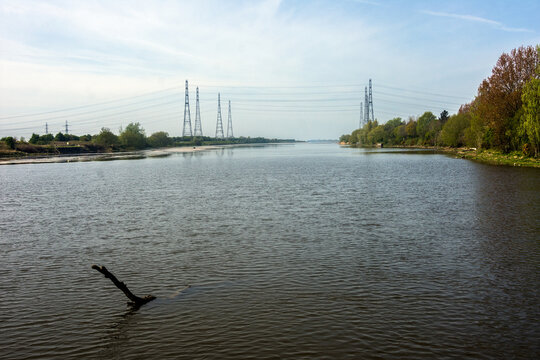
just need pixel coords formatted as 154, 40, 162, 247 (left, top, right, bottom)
1, 144, 539, 359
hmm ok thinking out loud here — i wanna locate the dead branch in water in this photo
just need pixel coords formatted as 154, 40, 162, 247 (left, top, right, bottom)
91, 265, 156, 308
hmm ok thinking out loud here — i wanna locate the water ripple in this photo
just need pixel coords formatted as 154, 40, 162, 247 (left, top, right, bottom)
0, 144, 539, 359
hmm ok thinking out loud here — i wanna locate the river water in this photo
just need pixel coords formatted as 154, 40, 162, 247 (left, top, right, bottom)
1, 143, 539, 359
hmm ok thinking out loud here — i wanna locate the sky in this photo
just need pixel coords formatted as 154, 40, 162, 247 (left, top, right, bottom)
0, 0, 539, 140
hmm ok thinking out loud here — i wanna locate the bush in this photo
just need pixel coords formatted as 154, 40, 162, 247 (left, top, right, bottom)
1, 136, 16, 149
93, 128, 119, 148
147, 131, 172, 148
119, 123, 147, 149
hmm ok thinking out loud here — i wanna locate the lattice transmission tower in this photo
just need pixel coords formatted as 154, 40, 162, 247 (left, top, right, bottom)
362, 79, 375, 123
194, 87, 203, 137
215, 93, 224, 139
227, 101, 233, 138
65, 120, 69, 134
368, 79, 374, 122
364, 87, 369, 123
183, 80, 193, 137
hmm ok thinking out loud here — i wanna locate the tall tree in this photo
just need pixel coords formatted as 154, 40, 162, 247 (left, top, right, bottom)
521, 46, 540, 157
439, 110, 449, 124
472, 45, 539, 150
416, 111, 436, 142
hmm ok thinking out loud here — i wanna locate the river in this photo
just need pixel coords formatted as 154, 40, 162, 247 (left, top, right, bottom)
1, 143, 538, 359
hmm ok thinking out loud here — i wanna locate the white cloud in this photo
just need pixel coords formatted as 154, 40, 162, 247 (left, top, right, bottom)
421, 10, 533, 33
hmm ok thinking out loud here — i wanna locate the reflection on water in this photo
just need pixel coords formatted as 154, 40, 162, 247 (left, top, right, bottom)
0, 144, 538, 359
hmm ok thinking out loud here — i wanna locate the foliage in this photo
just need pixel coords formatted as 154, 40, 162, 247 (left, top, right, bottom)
339, 44, 539, 160
520, 46, 540, 157
147, 131, 173, 148
339, 134, 351, 143
367, 125, 386, 144
416, 111, 437, 143
29, 133, 39, 144
93, 128, 119, 148
440, 113, 471, 147
470, 45, 539, 151
55, 132, 67, 141
1, 136, 16, 149
29, 133, 54, 145
52, 132, 82, 142
439, 110, 449, 124
405, 118, 417, 138
119, 123, 146, 149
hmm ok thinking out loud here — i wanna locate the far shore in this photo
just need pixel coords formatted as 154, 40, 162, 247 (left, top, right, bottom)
0, 144, 240, 166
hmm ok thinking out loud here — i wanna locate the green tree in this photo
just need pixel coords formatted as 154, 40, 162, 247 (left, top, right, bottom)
39, 134, 54, 144
339, 134, 351, 143
29, 133, 40, 144
350, 128, 362, 144
367, 125, 386, 144
439, 110, 449, 125
65, 134, 79, 141
393, 124, 407, 144
471, 45, 539, 151
440, 113, 471, 147
147, 131, 172, 148
55, 132, 67, 141
416, 111, 437, 143
94, 127, 119, 148
521, 46, 540, 156
119, 122, 147, 149
405, 118, 417, 138
383, 117, 403, 144
2, 136, 16, 149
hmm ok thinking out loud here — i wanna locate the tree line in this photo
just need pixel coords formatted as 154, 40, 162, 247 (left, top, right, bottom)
340, 45, 540, 157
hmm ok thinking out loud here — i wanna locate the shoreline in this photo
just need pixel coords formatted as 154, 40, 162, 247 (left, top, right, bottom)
0, 143, 294, 166
343, 144, 540, 168
0, 145, 220, 165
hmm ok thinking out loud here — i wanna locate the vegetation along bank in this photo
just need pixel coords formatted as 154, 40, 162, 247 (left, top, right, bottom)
340, 45, 540, 167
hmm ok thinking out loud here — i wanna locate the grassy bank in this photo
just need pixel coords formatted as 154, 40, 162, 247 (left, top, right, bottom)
344, 143, 540, 168
449, 148, 540, 168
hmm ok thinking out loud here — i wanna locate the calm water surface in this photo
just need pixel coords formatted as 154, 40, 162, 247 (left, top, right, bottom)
1, 144, 539, 359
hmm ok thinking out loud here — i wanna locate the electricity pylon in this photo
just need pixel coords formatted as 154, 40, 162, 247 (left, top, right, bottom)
227, 101, 233, 138
215, 93, 224, 139
183, 80, 193, 137
194, 87, 203, 137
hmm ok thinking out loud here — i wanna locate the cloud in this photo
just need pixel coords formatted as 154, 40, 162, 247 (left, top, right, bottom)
1, 1, 537, 139
421, 10, 532, 33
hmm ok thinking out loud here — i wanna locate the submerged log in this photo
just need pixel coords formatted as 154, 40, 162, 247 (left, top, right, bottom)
91, 265, 156, 308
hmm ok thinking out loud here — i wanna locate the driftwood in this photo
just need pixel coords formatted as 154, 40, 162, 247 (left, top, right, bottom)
92, 265, 156, 308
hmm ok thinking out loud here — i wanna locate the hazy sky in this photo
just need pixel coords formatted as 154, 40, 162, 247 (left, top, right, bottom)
1, 0, 539, 140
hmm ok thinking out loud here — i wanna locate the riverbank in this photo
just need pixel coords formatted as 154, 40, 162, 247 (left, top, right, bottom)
343, 144, 540, 168
447, 148, 540, 168
0, 145, 221, 165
